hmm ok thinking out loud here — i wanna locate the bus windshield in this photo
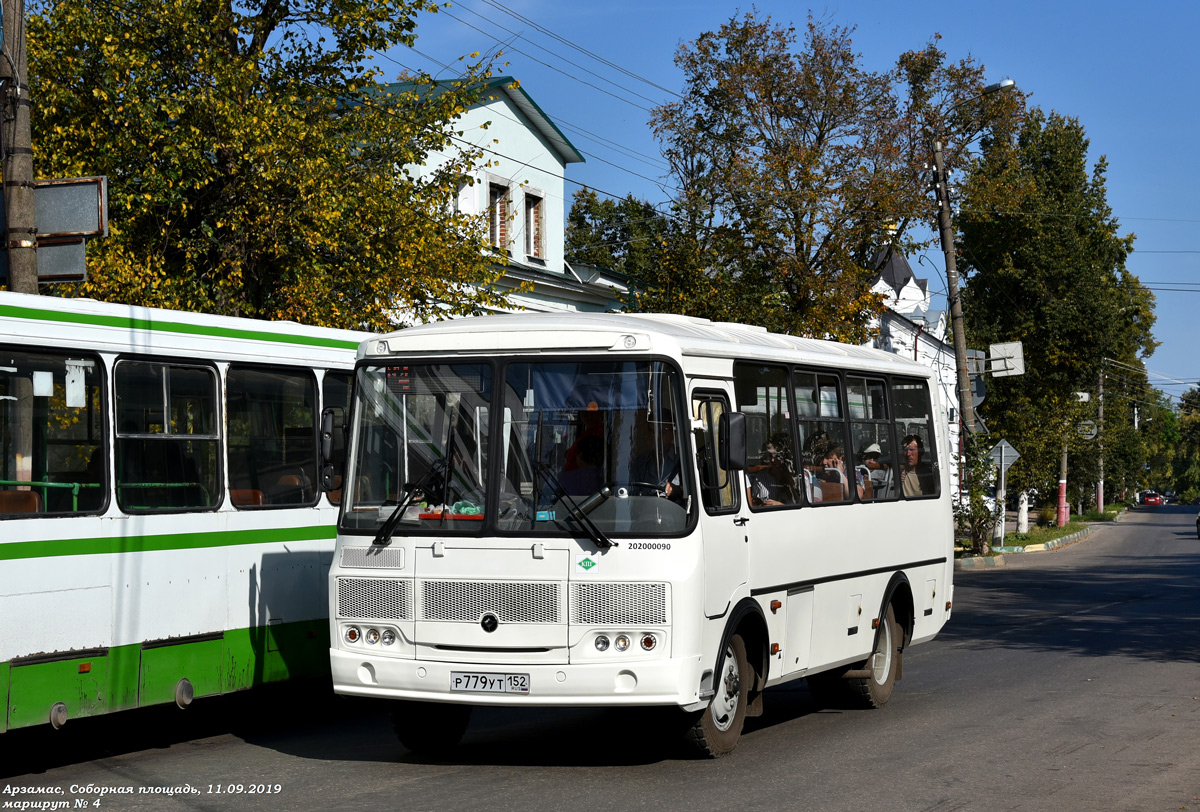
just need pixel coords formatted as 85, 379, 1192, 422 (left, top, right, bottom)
340, 359, 690, 536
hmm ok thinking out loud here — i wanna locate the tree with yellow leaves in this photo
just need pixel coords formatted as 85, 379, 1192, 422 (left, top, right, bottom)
28, 0, 509, 329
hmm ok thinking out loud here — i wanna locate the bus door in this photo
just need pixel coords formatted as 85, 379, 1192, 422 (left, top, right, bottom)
691, 387, 749, 619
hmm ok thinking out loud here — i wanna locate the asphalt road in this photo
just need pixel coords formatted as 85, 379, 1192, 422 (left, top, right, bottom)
4, 505, 1198, 812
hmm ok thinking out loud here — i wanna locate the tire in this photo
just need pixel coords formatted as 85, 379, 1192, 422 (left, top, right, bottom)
807, 604, 901, 710
845, 603, 900, 709
391, 701, 472, 756
685, 633, 751, 758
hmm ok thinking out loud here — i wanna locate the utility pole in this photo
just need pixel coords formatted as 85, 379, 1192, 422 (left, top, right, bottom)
0, 0, 38, 293
932, 140, 975, 438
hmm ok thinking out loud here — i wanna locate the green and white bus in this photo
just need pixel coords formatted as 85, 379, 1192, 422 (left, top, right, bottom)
0, 291, 366, 731
328, 312, 954, 756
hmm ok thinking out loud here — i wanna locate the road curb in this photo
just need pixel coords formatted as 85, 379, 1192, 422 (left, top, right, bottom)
955, 554, 1006, 569
956, 526, 1096, 569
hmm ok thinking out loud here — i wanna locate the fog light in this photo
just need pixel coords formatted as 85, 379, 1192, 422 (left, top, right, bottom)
640, 634, 657, 651
365, 628, 380, 645
381, 629, 396, 646
595, 635, 610, 652
614, 634, 631, 652
345, 626, 361, 644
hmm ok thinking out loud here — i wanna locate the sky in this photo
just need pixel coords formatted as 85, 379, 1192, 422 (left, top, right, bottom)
394, 0, 1200, 404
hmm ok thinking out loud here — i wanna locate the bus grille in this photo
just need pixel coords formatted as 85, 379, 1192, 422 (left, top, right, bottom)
420, 581, 560, 624
338, 578, 412, 620
340, 547, 405, 569
571, 582, 669, 625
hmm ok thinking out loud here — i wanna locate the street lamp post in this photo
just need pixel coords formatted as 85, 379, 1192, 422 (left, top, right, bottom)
931, 79, 1015, 440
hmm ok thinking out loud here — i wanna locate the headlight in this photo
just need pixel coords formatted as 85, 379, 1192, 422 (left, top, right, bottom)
365, 628, 380, 645
640, 634, 657, 651
344, 626, 361, 644
381, 629, 396, 646
614, 634, 631, 652
595, 635, 610, 652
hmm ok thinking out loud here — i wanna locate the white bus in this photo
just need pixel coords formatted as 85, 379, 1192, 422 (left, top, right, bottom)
0, 291, 366, 732
328, 312, 954, 756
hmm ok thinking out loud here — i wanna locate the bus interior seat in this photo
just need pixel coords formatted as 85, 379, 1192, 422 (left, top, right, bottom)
820, 481, 844, 502
0, 489, 43, 514
231, 488, 265, 506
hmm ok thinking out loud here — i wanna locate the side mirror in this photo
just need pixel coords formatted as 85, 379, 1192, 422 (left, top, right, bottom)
718, 411, 747, 471
320, 408, 336, 464
320, 408, 340, 492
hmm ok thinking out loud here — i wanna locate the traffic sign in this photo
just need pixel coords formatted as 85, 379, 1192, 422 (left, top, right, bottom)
987, 439, 1019, 473
1077, 421, 1098, 440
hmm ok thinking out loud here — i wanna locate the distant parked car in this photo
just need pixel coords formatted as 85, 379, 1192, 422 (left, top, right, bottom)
1143, 492, 1164, 506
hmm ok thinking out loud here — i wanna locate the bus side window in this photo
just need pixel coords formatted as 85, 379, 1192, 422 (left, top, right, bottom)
692, 395, 738, 514
115, 361, 220, 512
0, 348, 106, 516
795, 371, 851, 504
892, 378, 940, 499
733, 363, 798, 509
228, 366, 318, 508
849, 377, 894, 501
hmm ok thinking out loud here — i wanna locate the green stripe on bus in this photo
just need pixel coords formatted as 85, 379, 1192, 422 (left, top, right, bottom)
0, 524, 337, 561
0, 302, 361, 350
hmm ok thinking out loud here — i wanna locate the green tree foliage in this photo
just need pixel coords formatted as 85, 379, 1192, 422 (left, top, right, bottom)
564, 188, 667, 281
28, 0, 510, 329
1141, 390, 1179, 494
958, 110, 1157, 500
645, 13, 1021, 341
954, 434, 1001, 555
1173, 388, 1200, 502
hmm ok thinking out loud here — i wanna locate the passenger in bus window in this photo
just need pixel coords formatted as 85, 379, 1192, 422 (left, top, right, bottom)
822, 445, 864, 501
800, 432, 828, 503
746, 435, 795, 506
899, 434, 934, 497
857, 442, 888, 500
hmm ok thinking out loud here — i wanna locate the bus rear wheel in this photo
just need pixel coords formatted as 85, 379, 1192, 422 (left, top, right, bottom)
391, 701, 472, 756
808, 603, 900, 710
685, 633, 750, 758
846, 603, 900, 708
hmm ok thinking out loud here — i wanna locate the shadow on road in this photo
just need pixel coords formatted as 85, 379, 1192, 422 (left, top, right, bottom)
948, 509, 1200, 664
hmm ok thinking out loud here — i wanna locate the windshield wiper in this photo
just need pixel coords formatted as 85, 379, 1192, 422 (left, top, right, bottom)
537, 463, 616, 549
372, 458, 448, 547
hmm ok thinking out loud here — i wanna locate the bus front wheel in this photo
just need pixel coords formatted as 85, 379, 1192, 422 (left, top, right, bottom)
391, 701, 472, 756
685, 633, 750, 758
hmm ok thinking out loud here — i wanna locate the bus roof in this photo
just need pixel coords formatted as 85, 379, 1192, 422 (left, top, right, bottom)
367, 312, 933, 378
0, 291, 369, 364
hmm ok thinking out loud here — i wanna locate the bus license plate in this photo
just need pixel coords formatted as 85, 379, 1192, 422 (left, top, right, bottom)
449, 672, 530, 694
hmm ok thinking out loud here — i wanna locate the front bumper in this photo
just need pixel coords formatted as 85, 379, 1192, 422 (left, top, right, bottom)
330, 648, 703, 707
